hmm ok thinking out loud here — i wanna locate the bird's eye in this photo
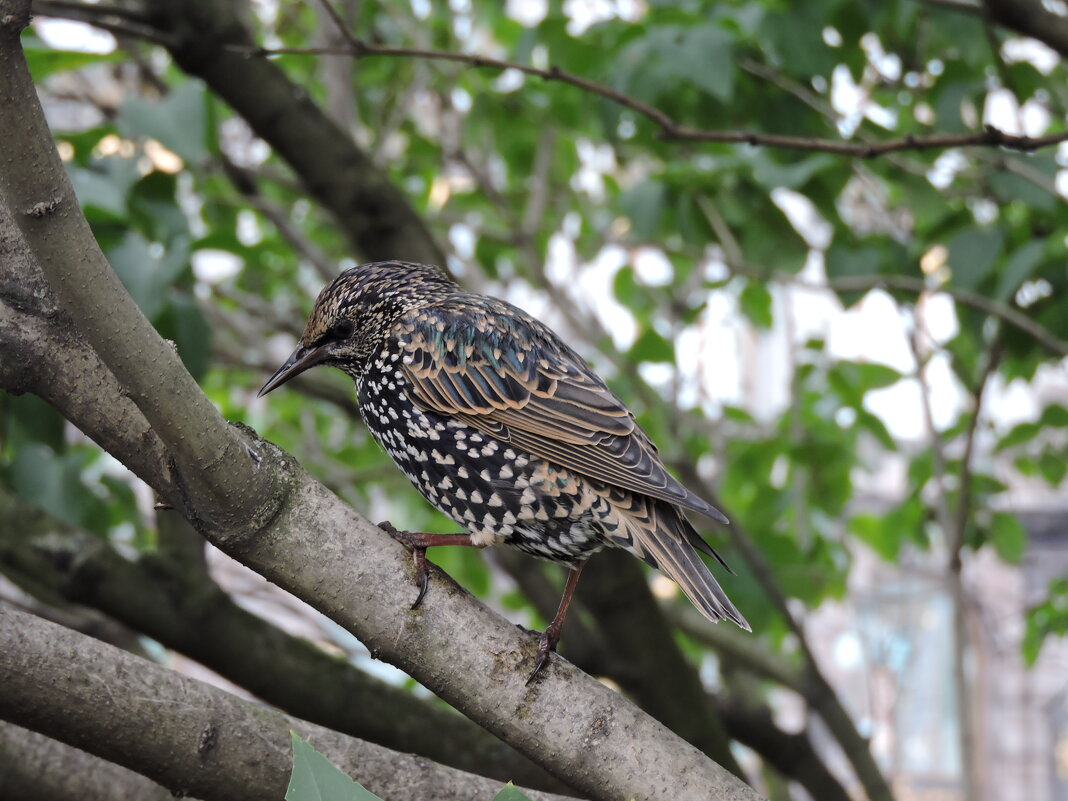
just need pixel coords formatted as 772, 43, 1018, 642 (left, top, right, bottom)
329, 319, 354, 340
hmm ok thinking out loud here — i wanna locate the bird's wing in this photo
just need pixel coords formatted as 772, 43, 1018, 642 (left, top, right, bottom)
393, 302, 728, 523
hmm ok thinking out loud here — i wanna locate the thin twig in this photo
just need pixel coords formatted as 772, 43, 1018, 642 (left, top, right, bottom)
825, 274, 1067, 356
225, 41, 1068, 157
33, 0, 1068, 157
311, 0, 363, 54
911, 0, 984, 14
694, 196, 1068, 358
721, 257, 1068, 358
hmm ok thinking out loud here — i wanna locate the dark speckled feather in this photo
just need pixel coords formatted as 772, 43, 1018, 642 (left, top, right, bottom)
261, 261, 749, 643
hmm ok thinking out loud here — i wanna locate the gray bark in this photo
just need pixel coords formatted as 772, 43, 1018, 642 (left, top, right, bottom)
0, 606, 573, 801
0, 489, 572, 794
0, 722, 179, 801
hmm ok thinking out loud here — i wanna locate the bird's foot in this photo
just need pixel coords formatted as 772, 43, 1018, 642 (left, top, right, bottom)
525, 622, 563, 685
378, 520, 431, 609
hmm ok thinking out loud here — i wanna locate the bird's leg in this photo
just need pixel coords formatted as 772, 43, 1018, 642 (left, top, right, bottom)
527, 563, 585, 685
377, 521, 482, 609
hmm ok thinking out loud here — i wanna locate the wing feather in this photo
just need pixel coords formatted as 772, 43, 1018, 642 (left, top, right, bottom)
395, 302, 728, 523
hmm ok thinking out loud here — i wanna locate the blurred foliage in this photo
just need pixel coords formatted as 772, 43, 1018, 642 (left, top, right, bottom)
2, 0, 1067, 681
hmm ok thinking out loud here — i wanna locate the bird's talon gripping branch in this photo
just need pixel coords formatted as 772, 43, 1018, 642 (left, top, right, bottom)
377, 522, 480, 609
526, 625, 561, 685
377, 521, 432, 608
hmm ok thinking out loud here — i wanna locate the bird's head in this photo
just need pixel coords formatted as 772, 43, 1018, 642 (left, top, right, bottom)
258, 261, 455, 396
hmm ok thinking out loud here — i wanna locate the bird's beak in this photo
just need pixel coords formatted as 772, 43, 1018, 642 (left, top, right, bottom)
258, 343, 330, 397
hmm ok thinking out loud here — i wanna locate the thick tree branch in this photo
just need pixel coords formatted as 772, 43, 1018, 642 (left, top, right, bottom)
0, 606, 573, 801
0, 6, 273, 532
499, 550, 857, 801
0, 203, 179, 501
0, 490, 571, 795
0, 721, 177, 801
983, 0, 1068, 58
572, 551, 744, 776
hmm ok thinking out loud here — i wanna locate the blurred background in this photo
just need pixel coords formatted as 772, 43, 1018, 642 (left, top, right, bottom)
1, 1, 1066, 800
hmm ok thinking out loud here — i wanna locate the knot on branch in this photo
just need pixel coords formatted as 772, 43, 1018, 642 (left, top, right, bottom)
0, 2, 31, 36
24, 196, 62, 218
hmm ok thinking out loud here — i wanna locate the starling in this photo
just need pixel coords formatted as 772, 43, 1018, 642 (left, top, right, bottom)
260, 261, 749, 680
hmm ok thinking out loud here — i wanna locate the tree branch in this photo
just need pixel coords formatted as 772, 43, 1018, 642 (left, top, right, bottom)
0, 489, 571, 794
721, 257, 1068, 358
0, 721, 177, 801
32, 0, 1068, 157
0, 5, 273, 532
669, 458, 895, 801
225, 44, 1068, 155
0, 203, 179, 502
572, 551, 744, 777
0, 606, 574, 801
717, 693, 853, 801
982, 0, 1068, 58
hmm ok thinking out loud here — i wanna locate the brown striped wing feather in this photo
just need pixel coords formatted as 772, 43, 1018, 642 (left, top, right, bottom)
393, 303, 728, 524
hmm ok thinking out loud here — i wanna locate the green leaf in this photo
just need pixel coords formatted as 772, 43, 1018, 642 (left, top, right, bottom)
825, 244, 884, 280
990, 513, 1027, 564
1037, 449, 1067, 487
850, 513, 900, 561
1023, 578, 1068, 665
118, 81, 208, 164
1039, 403, 1068, 428
856, 409, 896, 450
620, 181, 666, 240
946, 227, 1004, 290
824, 243, 893, 307
629, 328, 675, 362
492, 783, 534, 801
286, 732, 384, 801
106, 232, 190, 320
993, 240, 1044, 302
749, 153, 836, 190
995, 421, 1040, 452
739, 282, 773, 328
680, 25, 735, 102
66, 164, 134, 219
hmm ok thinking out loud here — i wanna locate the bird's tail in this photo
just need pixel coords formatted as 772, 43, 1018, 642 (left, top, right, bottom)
611, 492, 750, 631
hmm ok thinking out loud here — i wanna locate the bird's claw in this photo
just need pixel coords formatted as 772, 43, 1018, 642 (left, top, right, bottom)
525, 626, 561, 685
378, 520, 431, 609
